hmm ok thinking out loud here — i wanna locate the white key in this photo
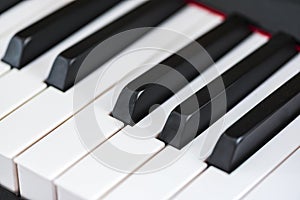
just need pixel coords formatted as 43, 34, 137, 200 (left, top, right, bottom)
15, 90, 124, 200
104, 144, 207, 200
0, 0, 69, 76
55, 133, 164, 200
0, 62, 9, 77
0, 87, 69, 192
0, 0, 144, 121
0, 5, 221, 193
243, 148, 300, 200
103, 34, 267, 200
175, 116, 300, 200
0, 69, 46, 120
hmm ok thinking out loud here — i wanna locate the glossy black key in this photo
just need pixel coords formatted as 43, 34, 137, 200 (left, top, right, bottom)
112, 15, 252, 125
45, 0, 186, 92
0, 185, 22, 200
207, 72, 300, 173
0, 0, 21, 14
2, 0, 122, 69
158, 33, 297, 149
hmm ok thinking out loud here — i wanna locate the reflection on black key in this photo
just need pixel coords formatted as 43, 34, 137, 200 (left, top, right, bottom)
46, 0, 186, 92
0, 0, 21, 14
207, 72, 300, 173
2, 0, 122, 69
158, 33, 297, 149
112, 15, 252, 125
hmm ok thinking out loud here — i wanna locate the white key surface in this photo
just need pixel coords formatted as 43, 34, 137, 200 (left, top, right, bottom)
0, 62, 10, 77
55, 133, 164, 200
0, 5, 221, 193
243, 148, 300, 200
0, 69, 46, 120
175, 116, 300, 200
104, 143, 207, 200
15, 90, 124, 200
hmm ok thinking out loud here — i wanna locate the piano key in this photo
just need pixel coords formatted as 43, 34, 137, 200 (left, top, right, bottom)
0, 0, 143, 121
0, 0, 69, 76
0, 69, 46, 121
112, 15, 252, 125
0, 0, 145, 191
207, 72, 300, 172
115, 36, 267, 142
0, 0, 70, 53
158, 33, 298, 149
2, 0, 122, 69
0, 62, 10, 77
152, 51, 300, 198
54, 125, 164, 200
15, 90, 124, 200
175, 115, 300, 200
172, 56, 299, 199
13, 7, 222, 199
105, 145, 207, 200
196, 53, 300, 160
243, 148, 300, 200
102, 33, 267, 200
0, 0, 21, 14
53, 30, 264, 200
53, 45, 253, 199
46, 0, 187, 91
0, 5, 221, 193
171, 55, 300, 199
15, 31, 264, 200
0, 185, 21, 200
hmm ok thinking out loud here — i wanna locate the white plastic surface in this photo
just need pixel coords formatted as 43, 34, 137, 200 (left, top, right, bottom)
243, 148, 300, 200
175, 116, 300, 200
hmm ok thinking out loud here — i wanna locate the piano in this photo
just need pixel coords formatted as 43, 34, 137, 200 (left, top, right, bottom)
0, 0, 299, 199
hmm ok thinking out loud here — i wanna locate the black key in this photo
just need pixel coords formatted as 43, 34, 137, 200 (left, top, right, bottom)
0, 185, 22, 200
0, 0, 21, 14
112, 15, 252, 125
207, 72, 300, 173
45, 0, 186, 92
2, 0, 122, 69
158, 33, 298, 149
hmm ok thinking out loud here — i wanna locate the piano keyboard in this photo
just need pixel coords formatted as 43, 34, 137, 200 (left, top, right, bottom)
0, 0, 299, 199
